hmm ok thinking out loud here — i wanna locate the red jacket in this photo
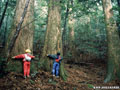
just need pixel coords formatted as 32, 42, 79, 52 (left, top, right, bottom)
15, 53, 35, 61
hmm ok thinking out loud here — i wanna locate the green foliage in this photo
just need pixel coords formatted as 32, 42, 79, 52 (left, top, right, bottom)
112, 5, 120, 24
87, 84, 94, 88
60, 0, 107, 62
71, 0, 101, 18
0, 0, 16, 46
30, 80, 35, 84
33, 0, 48, 54
74, 13, 107, 60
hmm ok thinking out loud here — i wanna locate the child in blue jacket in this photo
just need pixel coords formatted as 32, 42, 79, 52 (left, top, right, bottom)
47, 52, 63, 77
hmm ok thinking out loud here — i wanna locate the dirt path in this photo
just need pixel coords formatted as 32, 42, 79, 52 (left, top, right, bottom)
0, 63, 119, 90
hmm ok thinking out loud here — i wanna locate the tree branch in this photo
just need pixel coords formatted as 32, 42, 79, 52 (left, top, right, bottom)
0, 0, 9, 30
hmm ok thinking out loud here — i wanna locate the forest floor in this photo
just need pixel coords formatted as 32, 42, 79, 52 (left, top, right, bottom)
0, 61, 119, 90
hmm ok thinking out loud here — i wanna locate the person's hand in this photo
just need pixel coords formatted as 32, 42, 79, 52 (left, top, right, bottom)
32, 56, 35, 58
47, 54, 49, 56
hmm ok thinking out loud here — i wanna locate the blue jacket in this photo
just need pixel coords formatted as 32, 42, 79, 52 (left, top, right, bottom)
47, 54, 63, 64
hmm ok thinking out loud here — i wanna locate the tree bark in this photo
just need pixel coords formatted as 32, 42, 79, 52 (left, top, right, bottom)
102, 0, 120, 83
41, 0, 67, 80
42, 0, 62, 57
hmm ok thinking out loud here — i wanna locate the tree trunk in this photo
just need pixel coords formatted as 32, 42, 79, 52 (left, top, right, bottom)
68, 13, 75, 62
62, 0, 69, 51
68, 16, 75, 49
67, 0, 75, 63
42, 0, 62, 57
102, 0, 120, 83
6, 0, 34, 72
41, 0, 67, 80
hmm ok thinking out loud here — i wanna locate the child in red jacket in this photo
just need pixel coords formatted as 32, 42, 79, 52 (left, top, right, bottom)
12, 49, 35, 78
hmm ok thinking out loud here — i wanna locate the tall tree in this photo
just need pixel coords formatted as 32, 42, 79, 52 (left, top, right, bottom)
68, 18, 75, 49
62, 0, 70, 48
68, 0, 74, 52
68, 16, 75, 49
102, 0, 120, 83
42, 0, 62, 61
41, 0, 67, 80
6, 0, 34, 72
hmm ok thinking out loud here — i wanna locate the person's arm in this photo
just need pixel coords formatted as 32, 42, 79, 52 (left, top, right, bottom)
47, 54, 56, 59
60, 57, 63, 60
30, 55, 35, 59
59, 57, 63, 64
13, 54, 25, 59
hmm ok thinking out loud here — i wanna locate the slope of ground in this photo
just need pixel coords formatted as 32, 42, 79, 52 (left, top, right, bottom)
0, 63, 119, 90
